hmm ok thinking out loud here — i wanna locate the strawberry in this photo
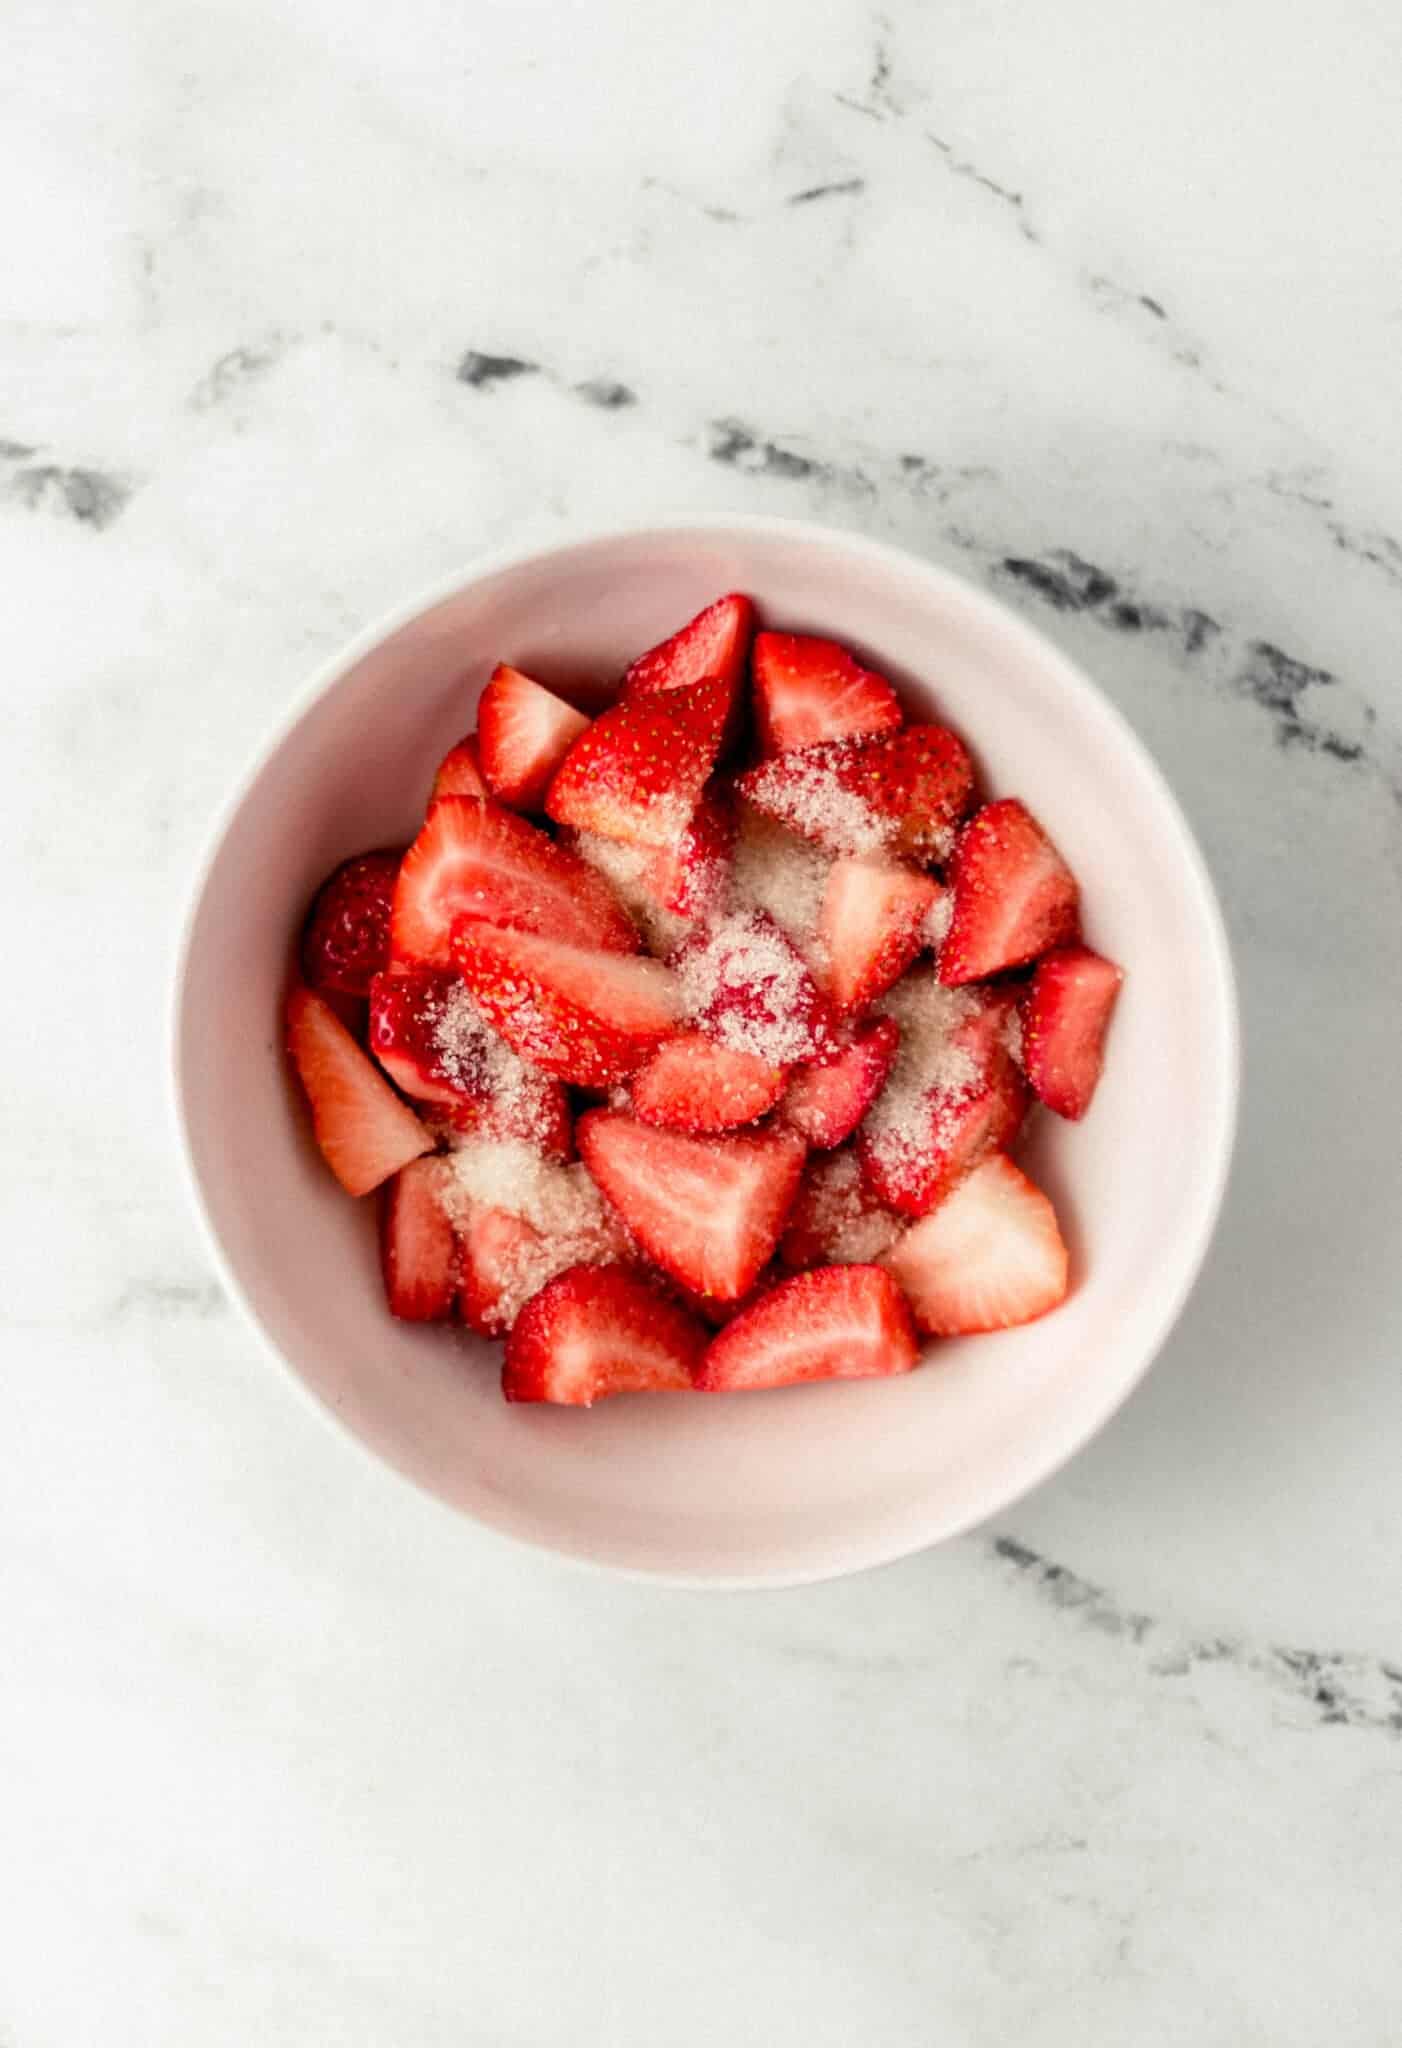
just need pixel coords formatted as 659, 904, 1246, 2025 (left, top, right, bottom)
645, 782, 735, 919
477, 663, 590, 811
391, 797, 638, 968
459, 1206, 548, 1336
622, 592, 755, 753
779, 1148, 901, 1268
818, 857, 944, 1013
672, 909, 836, 1066
430, 733, 489, 801
752, 631, 903, 755
451, 923, 681, 1087
426, 1078, 572, 1162
736, 723, 974, 863
301, 849, 403, 996
546, 679, 727, 849
577, 1111, 806, 1302
503, 1263, 706, 1405
695, 1264, 918, 1392
1020, 945, 1122, 1121
939, 799, 1079, 984
781, 1015, 900, 1149
370, 968, 572, 1154
631, 1031, 787, 1134
380, 1156, 459, 1320
285, 983, 433, 1196
882, 1152, 1069, 1335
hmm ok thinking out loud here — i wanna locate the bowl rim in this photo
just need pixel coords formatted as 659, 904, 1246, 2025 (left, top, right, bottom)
168, 512, 1241, 1588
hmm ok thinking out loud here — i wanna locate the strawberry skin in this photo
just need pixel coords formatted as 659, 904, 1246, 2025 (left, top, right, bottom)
939, 799, 1080, 984
430, 733, 489, 801
546, 680, 727, 849
782, 1015, 900, 1149
286, 983, 433, 1197
381, 1156, 459, 1320
752, 631, 903, 755
1021, 945, 1122, 1120
371, 967, 572, 1155
301, 849, 403, 996
882, 1153, 1069, 1335
818, 857, 944, 1013
736, 724, 974, 862
631, 1030, 788, 1134
780, 1148, 902, 1268
696, 1264, 918, 1392
622, 593, 755, 753
503, 1263, 706, 1405
478, 663, 590, 811
452, 922, 681, 1087
645, 782, 735, 919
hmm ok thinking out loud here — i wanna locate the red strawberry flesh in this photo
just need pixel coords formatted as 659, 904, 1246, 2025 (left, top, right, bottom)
752, 631, 903, 755
546, 679, 728, 849
780, 1148, 902, 1269
781, 1015, 900, 1149
452, 922, 681, 1087
882, 1152, 1069, 1335
631, 1030, 788, 1134
381, 1156, 459, 1320
818, 857, 944, 1014
286, 983, 432, 1197
672, 908, 836, 1066
939, 798, 1080, 984
623, 592, 755, 754
503, 1263, 706, 1405
478, 663, 590, 811
696, 1264, 918, 1392
1021, 944, 1123, 1120
431, 734, 489, 801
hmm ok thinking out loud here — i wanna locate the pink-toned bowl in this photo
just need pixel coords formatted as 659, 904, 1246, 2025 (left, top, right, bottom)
172, 518, 1238, 1585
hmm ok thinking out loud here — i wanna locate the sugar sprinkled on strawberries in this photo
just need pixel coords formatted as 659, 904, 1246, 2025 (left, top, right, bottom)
730, 810, 831, 953
676, 910, 830, 1064
800, 1151, 902, 1263
862, 972, 981, 1167
443, 1141, 625, 1327
922, 891, 954, 951
742, 748, 889, 856
570, 829, 690, 955
420, 981, 558, 1146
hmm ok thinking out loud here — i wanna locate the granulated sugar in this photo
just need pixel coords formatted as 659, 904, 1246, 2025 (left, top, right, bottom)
730, 809, 831, 949
443, 1140, 609, 1238
428, 981, 559, 1147
742, 747, 890, 856
862, 971, 981, 1166
676, 909, 829, 1065
570, 829, 689, 955
922, 890, 954, 951
800, 1151, 902, 1264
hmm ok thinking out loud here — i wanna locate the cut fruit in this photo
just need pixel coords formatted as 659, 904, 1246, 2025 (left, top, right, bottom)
752, 631, 903, 755
459, 1206, 549, 1336
696, 1264, 918, 1392
780, 1148, 902, 1268
426, 1078, 572, 1162
577, 1111, 807, 1302
301, 849, 403, 997
1020, 945, 1123, 1121
646, 782, 735, 919
860, 1073, 1028, 1216
632, 1030, 788, 1134
781, 1015, 900, 1149
381, 1156, 459, 1321
286, 983, 433, 1197
882, 1152, 1069, 1335
391, 797, 638, 967
737, 723, 974, 863
622, 592, 755, 752
818, 857, 944, 1013
672, 908, 836, 1066
546, 680, 727, 849
451, 923, 681, 1088
449, 1147, 629, 1333
939, 798, 1080, 984
430, 734, 489, 801
503, 1264, 706, 1405
370, 967, 573, 1154
478, 663, 590, 811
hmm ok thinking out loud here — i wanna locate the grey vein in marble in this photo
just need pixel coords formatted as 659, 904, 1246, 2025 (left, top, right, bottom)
1, 445, 134, 529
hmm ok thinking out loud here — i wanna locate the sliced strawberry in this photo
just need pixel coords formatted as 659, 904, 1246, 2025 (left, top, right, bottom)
779, 1148, 902, 1268
391, 798, 638, 968
818, 857, 944, 1013
426, 1078, 573, 1162
672, 909, 836, 1066
285, 984, 432, 1197
781, 1015, 900, 1149
622, 592, 755, 752
459, 1206, 548, 1336
381, 1156, 459, 1320
883, 1153, 1069, 1335
577, 1111, 806, 1302
477, 663, 590, 811
696, 1264, 918, 1392
503, 1263, 706, 1405
370, 968, 571, 1153
1020, 945, 1123, 1121
301, 849, 403, 996
546, 680, 727, 849
451, 924, 681, 1087
430, 733, 489, 801
736, 723, 974, 863
631, 1031, 787, 1134
452, 1148, 630, 1333
939, 799, 1080, 984
752, 631, 903, 755
645, 782, 735, 919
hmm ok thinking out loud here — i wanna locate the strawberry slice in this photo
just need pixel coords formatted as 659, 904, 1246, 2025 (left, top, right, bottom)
818, 857, 944, 1013
673, 909, 836, 1066
370, 968, 571, 1154
301, 849, 403, 996
631, 1031, 788, 1134
285, 984, 433, 1196
645, 782, 735, 919
737, 723, 974, 863
779, 1148, 902, 1268
882, 1152, 1069, 1335
939, 799, 1079, 985
503, 1263, 706, 1405
458, 1206, 549, 1336
477, 663, 590, 811
781, 1015, 900, 1149
578, 1111, 806, 1302
546, 679, 727, 849
430, 734, 489, 801
391, 798, 638, 968
452, 923, 681, 1087
695, 1264, 918, 1392
380, 1156, 459, 1320
622, 592, 755, 752
1020, 944, 1122, 1120
752, 631, 903, 755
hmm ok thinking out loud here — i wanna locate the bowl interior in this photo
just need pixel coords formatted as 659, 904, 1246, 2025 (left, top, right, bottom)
175, 523, 1236, 1582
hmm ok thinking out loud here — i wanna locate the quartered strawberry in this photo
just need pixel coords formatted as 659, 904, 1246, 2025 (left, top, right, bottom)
695, 1264, 918, 1392
391, 797, 638, 968
380, 1156, 459, 1320
452, 923, 681, 1087
736, 723, 974, 863
622, 592, 755, 752
458, 1206, 548, 1336
672, 909, 836, 1067
781, 1015, 900, 1149
430, 733, 489, 801
577, 1111, 807, 1302
503, 1263, 706, 1405
370, 967, 572, 1154
752, 631, 903, 755
545, 679, 727, 850
477, 663, 590, 811
779, 1148, 902, 1269
426, 1078, 573, 1162
939, 799, 1080, 985
883, 1152, 1069, 1335
631, 1030, 787, 1134
1020, 944, 1123, 1121
285, 983, 433, 1197
645, 782, 735, 919
818, 857, 944, 1013
301, 849, 403, 996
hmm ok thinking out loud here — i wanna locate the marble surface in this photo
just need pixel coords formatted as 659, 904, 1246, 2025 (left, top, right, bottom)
5, 0, 1402, 2038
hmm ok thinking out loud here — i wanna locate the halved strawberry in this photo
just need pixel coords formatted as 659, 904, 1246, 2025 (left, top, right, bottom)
452, 924, 681, 1087
779, 1148, 902, 1268
430, 733, 489, 801
301, 849, 403, 996
645, 782, 735, 919
695, 1264, 918, 1392
391, 798, 638, 967
285, 983, 433, 1196
546, 680, 727, 849
381, 1156, 459, 1320
370, 968, 572, 1154
882, 1152, 1069, 1335
818, 857, 944, 1013
672, 909, 836, 1066
1020, 945, 1123, 1120
477, 663, 590, 811
939, 799, 1079, 985
781, 1015, 900, 1149
503, 1263, 706, 1405
752, 631, 903, 755
577, 1111, 806, 1302
631, 1031, 787, 1134
736, 724, 974, 863
623, 592, 755, 753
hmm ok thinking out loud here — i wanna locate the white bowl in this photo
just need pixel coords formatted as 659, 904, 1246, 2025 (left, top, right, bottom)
172, 518, 1238, 1586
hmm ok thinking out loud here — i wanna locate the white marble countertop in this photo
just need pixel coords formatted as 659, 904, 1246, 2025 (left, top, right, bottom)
5, 0, 1402, 2039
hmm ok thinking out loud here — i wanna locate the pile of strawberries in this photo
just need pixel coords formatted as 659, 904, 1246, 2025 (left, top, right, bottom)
286, 594, 1122, 1404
